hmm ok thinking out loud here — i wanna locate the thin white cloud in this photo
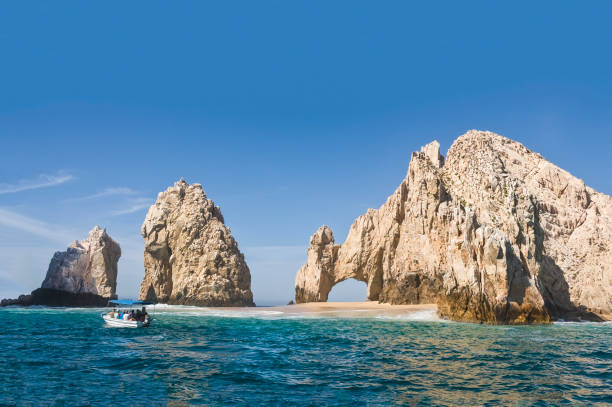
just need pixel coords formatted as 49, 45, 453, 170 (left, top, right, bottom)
0, 208, 73, 243
0, 172, 74, 194
67, 187, 136, 202
111, 198, 152, 216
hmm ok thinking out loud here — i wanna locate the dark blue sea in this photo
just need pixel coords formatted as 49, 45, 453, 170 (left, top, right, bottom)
0, 306, 610, 406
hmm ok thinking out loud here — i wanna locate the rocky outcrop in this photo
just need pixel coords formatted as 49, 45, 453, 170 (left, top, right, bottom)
1, 288, 110, 307
1, 226, 121, 307
138, 179, 254, 306
295, 226, 338, 303
295, 131, 612, 324
41, 226, 120, 298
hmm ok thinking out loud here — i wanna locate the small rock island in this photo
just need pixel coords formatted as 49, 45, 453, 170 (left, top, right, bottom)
295, 130, 612, 324
1, 226, 121, 307
138, 179, 254, 306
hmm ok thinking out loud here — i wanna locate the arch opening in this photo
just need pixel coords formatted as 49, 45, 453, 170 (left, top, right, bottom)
327, 278, 367, 302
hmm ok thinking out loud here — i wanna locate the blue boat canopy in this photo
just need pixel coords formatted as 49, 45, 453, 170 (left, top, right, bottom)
108, 300, 154, 306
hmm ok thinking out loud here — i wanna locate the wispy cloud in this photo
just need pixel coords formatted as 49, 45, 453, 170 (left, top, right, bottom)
0, 172, 74, 194
0, 208, 73, 243
111, 198, 152, 216
66, 187, 136, 202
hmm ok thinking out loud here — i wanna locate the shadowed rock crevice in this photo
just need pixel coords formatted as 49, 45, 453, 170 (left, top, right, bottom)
537, 255, 604, 322
295, 131, 612, 324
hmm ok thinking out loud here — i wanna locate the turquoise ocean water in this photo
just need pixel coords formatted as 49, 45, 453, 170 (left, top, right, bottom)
0, 306, 610, 406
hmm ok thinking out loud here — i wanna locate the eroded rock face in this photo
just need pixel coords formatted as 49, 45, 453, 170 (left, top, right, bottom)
138, 179, 254, 306
295, 226, 338, 303
41, 226, 120, 298
2, 226, 121, 307
295, 131, 612, 323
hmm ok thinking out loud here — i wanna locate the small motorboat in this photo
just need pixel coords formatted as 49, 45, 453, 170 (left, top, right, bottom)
103, 299, 153, 328
103, 313, 150, 328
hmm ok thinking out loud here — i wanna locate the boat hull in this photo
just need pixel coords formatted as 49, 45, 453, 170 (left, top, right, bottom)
103, 314, 149, 328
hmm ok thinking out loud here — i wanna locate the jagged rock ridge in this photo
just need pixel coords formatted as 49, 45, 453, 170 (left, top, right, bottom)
295, 131, 612, 323
2, 226, 121, 307
138, 179, 254, 306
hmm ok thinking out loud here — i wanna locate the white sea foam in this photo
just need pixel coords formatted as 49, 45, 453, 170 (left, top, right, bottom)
552, 320, 611, 326
142, 304, 446, 322
150, 305, 284, 319
374, 309, 443, 322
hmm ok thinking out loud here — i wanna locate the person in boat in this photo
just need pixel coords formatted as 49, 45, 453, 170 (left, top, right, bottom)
139, 307, 148, 322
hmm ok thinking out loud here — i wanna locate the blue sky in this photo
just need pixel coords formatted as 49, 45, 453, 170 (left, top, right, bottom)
1, 1, 611, 304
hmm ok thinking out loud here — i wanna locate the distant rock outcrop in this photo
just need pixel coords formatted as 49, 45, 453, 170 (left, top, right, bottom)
0, 288, 112, 307
295, 131, 612, 324
1, 226, 121, 307
138, 179, 254, 306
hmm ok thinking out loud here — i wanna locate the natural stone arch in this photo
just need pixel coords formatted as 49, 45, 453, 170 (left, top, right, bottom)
295, 132, 612, 324
294, 226, 382, 303
327, 277, 368, 302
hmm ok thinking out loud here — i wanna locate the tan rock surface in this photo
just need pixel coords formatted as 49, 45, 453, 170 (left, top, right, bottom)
138, 179, 254, 306
41, 226, 120, 298
295, 131, 612, 323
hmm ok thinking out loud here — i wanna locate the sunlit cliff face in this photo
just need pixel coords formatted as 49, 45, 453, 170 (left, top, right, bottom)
296, 131, 612, 324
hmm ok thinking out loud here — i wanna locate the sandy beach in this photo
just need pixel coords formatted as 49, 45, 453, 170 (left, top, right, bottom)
275, 301, 436, 313
148, 301, 442, 319
146, 301, 439, 319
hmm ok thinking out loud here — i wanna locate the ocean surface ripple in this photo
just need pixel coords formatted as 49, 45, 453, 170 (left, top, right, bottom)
0, 307, 610, 406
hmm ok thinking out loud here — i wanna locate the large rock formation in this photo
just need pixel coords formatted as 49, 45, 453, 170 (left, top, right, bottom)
1, 226, 121, 307
138, 179, 254, 306
295, 131, 612, 324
